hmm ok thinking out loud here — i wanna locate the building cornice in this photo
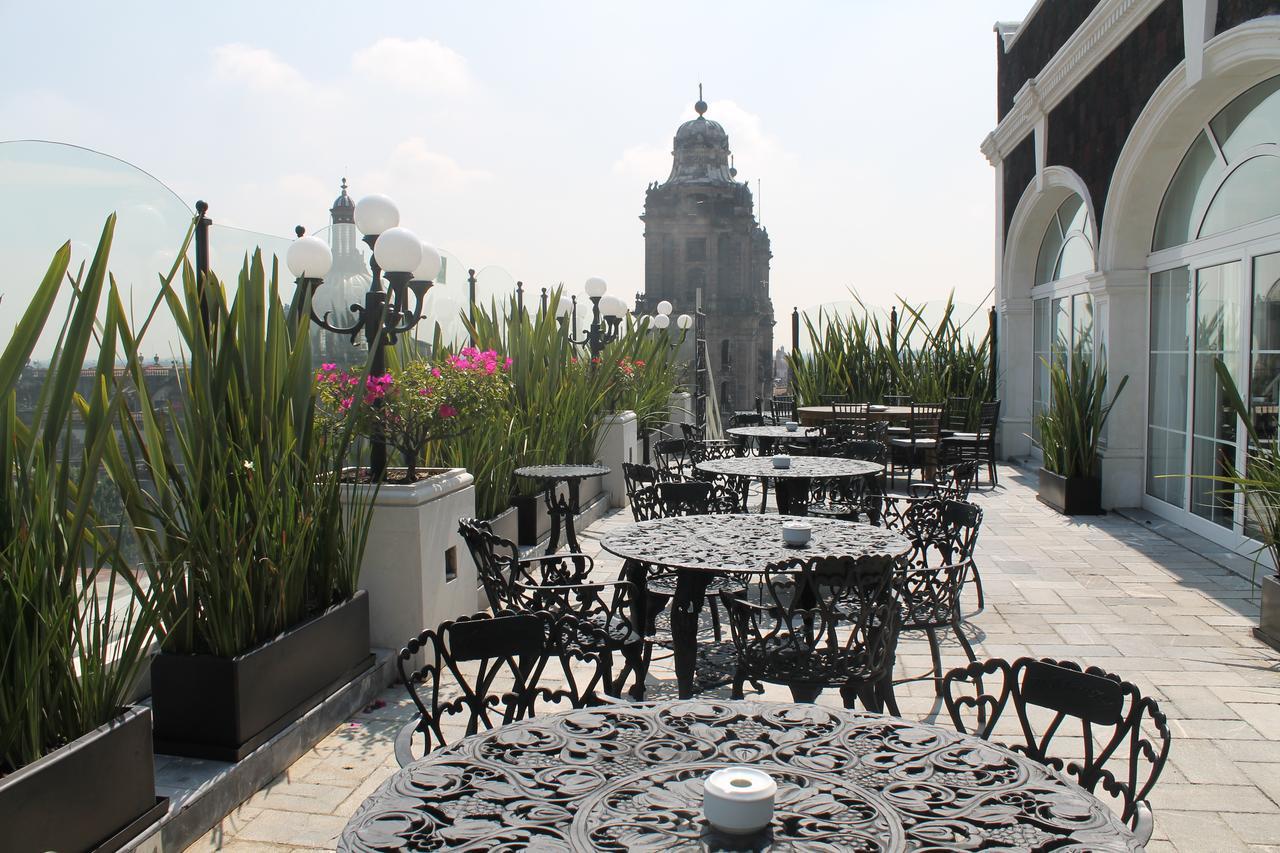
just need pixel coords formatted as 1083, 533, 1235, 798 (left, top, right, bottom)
985, 0, 1164, 162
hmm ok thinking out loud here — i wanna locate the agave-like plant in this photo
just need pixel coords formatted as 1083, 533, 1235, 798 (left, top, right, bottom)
1035, 342, 1128, 479
788, 293, 993, 427
0, 216, 159, 772
107, 244, 376, 658
1196, 359, 1280, 577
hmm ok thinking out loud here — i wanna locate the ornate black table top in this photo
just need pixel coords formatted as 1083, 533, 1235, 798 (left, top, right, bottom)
725, 425, 823, 440
696, 456, 883, 480
515, 464, 611, 483
338, 699, 1139, 852
599, 514, 910, 573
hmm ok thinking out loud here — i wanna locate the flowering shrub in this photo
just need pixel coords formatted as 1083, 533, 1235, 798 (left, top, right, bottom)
316, 347, 512, 480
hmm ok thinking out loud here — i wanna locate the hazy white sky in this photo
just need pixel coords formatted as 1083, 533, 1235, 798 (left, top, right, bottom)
0, 0, 1036, 352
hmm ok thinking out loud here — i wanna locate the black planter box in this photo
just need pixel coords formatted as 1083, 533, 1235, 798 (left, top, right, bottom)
1037, 468, 1102, 515
1256, 574, 1280, 652
0, 706, 167, 853
512, 492, 539, 546
151, 590, 373, 761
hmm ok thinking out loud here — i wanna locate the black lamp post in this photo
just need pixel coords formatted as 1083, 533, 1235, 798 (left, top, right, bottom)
561, 276, 627, 360
287, 192, 441, 481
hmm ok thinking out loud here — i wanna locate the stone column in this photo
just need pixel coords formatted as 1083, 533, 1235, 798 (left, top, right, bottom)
1093, 270, 1149, 508
597, 411, 639, 508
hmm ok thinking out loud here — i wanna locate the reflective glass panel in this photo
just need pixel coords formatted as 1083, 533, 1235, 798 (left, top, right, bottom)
1147, 267, 1190, 506
1191, 261, 1242, 527
1247, 252, 1280, 537
1153, 132, 1223, 251
1035, 213, 1064, 287
1210, 75, 1280, 163
1198, 155, 1280, 239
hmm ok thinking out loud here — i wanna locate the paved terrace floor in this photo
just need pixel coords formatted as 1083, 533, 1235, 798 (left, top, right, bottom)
194, 464, 1280, 852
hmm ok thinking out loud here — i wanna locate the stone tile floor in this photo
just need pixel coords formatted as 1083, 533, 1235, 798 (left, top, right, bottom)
193, 464, 1280, 852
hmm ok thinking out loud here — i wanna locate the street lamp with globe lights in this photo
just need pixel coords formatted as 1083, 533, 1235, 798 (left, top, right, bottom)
562, 276, 627, 361
287, 192, 442, 480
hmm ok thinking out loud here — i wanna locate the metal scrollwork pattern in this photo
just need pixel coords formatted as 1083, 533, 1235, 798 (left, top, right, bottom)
600, 514, 911, 573
339, 699, 1141, 851
697, 456, 883, 481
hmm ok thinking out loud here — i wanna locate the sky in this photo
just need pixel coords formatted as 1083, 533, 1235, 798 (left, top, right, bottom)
0, 0, 1036, 357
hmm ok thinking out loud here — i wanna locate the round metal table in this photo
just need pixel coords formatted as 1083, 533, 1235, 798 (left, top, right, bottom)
339, 699, 1140, 851
725, 424, 825, 450
797, 404, 912, 427
514, 464, 609, 555
696, 455, 883, 516
601, 514, 910, 699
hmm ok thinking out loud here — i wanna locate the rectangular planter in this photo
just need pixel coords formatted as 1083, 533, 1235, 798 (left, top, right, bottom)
151, 590, 373, 761
1256, 574, 1280, 652
0, 706, 167, 853
1036, 467, 1102, 515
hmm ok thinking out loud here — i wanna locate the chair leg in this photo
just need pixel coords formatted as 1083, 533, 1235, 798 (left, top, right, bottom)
732, 668, 745, 700
879, 676, 900, 716
924, 626, 944, 695
954, 619, 977, 665
969, 564, 986, 614
621, 642, 648, 700
708, 596, 723, 642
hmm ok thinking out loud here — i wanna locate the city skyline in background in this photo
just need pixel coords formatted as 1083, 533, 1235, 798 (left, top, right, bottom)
0, 1, 1035, 357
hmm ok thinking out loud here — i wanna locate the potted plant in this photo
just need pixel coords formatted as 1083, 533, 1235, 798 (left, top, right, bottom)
315, 347, 511, 649
1198, 361, 1280, 650
110, 249, 377, 761
1, 219, 166, 851
1034, 344, 1128, 515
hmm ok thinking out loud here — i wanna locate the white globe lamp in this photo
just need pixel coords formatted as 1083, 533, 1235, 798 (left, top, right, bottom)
353, 194, 400, 236
286, 235, 333, 280
584, 276, 608, 299
413, 242, 442, 282
652, 313, 671, 330
373, 227, 423, 273
676, 313, 694, 330
657, 300, 673, 316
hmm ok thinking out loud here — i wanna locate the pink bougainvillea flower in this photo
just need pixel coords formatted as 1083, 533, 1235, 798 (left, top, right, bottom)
503, 357, 513, 370
439, 404, 458, 418
431, 367, 442, 378
322, 363, 337, 371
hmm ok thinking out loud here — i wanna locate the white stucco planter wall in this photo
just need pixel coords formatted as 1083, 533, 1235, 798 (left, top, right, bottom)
597, 411, 639, 508
343, 468, 477, 651
668, 391, 693, 435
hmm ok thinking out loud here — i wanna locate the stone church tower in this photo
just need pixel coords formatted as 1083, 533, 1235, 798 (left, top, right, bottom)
641, 92, 773, 411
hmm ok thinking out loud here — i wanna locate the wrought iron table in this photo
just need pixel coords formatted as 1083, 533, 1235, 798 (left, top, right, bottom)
696, 455, 883, 515
725, 424, 825, 451
339, 699, 1140, 851
514, 464, 610, 555
601, 514, 910, 698
797, 404, 912, 427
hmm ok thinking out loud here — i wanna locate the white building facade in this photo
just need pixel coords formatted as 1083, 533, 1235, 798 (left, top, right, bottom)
987, 0, 1280, 556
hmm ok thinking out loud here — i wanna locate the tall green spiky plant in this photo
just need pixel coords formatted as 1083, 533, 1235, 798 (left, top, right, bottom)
1035, 342, 1128, 479
0, 216, 159, 773
107, 247, 376, 658
788, 293, 992, 427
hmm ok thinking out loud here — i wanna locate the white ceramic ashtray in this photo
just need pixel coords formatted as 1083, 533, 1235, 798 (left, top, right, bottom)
771, 454, 792, 469
783, 421, 799, 432
782, 521, 812, 546
703, 766, 777, 835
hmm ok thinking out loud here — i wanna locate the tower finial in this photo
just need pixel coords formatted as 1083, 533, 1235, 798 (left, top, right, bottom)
694, 83, 707, 117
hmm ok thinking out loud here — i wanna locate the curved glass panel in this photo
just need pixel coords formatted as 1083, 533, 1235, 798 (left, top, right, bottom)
1057, 234, 1095, 280
1034, 194, 1093, 285
1153, 132, 1222, 250
1210, 75, 1280, 163
1198, 154, 1280, 239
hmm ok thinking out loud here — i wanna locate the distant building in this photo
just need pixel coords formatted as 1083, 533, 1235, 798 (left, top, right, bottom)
641, 92, 774, 411
773, 345, 790, 391
986, 1, 1280, 551
306, 179, 370, 367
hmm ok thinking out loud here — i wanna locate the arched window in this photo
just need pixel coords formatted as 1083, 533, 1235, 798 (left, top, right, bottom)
1035, 194, 1096, 285
1031, 192, 1096, 438
1154, 75, 1280, 250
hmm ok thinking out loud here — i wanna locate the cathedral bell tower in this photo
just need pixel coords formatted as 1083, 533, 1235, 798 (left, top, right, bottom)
640, 90, 774, 411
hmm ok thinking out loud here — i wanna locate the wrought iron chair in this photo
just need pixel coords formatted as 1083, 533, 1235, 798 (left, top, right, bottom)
653, 437, 697, 478
908, 460, 980, 501
457, 519, 647, 697
942, 399, 1001, 485
803, 439, 888, 523
942, 657, 1173, 846
770, 395, 795, 424
628, 480, 745, 645
394, 610, 606, 766
726, 412, 766, 456
720, 554, 902, 712
878, 494, 987, 615
623, 461, 678, 502
888, 402, 943, 486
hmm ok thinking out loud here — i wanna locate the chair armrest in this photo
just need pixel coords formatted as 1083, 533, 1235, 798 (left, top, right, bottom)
393, 719, 421, 768
517, 552, 595, 569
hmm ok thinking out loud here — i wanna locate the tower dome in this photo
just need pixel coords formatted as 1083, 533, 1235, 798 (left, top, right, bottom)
315, 178, 371, 334
664, 89, 735, 186
330, 177, 355, 224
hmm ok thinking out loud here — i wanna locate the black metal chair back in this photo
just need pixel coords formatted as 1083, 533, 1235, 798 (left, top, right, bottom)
457, 518, 519, 610
908, 498, 982, 568
630, 480, 742, 521
770, 396, 795, 422
623, 461, 675, 501
942, 657, 1172, 843
884, 395, 912, 407
728, 412, 765, 428
910, 460, 979, 501
654, 437, 695, 477
837, 439, 889, 465
394, 607, 604, 758
943, 396, 971, 431
720, 554, 901, 710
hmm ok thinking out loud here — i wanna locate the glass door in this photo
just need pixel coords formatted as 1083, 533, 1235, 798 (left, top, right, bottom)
1190, 261, 1242, 527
